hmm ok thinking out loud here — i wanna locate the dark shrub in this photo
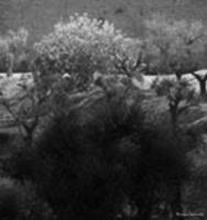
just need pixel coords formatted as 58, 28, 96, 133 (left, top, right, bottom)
23, 87, 143, 220
0, 177, 21, 219
0, 177, 55, 220
8, 85, 192, 220
0, 132, 10, 144
151, 77, 176, 96
132, 125, 192, 220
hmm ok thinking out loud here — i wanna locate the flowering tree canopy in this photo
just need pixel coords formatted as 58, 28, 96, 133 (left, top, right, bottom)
34, 13, 143, 91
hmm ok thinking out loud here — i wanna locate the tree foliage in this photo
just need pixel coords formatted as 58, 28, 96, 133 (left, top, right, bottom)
0, 28, 29, 73
0, 73, 52, 146
34, 13, 143, 91
6, 80, 193, 220
143, 14, 207, 78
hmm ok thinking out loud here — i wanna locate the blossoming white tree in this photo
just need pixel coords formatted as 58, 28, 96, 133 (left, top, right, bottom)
34, 13, 143, 92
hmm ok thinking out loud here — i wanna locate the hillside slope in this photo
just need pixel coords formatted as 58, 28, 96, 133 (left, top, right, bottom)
1, 0, 207, 43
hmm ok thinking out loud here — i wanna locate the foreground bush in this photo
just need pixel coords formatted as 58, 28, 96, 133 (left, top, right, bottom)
134, 125, 192, 220
9, 85, 143, 219
6, 81, 194, 220
0, 177, 55, 220
0, 177, 21, 219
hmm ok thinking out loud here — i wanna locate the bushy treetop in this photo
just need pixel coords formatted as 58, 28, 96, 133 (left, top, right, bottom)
34, 13, 143, 90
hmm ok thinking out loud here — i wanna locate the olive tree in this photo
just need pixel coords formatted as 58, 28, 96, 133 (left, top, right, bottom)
143, 14, 207, 95
0, 28, 29, 75
152, 78, 197, 132
0, 74, 53, 146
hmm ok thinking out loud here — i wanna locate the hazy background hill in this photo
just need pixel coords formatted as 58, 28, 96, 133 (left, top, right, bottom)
0, 0, 207, 43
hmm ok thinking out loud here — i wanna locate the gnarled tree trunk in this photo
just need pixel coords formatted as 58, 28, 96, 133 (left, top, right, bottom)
191, 72, 207, 96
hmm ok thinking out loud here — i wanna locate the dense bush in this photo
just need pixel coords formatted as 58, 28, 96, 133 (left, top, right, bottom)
7, 81, 193, 220
0, 177, 55, 220
134, 125, 192, 220
152, 77, 195, 98
0, 177, 21, 219
151, 77, 177, 96
9, 85, 143, 219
